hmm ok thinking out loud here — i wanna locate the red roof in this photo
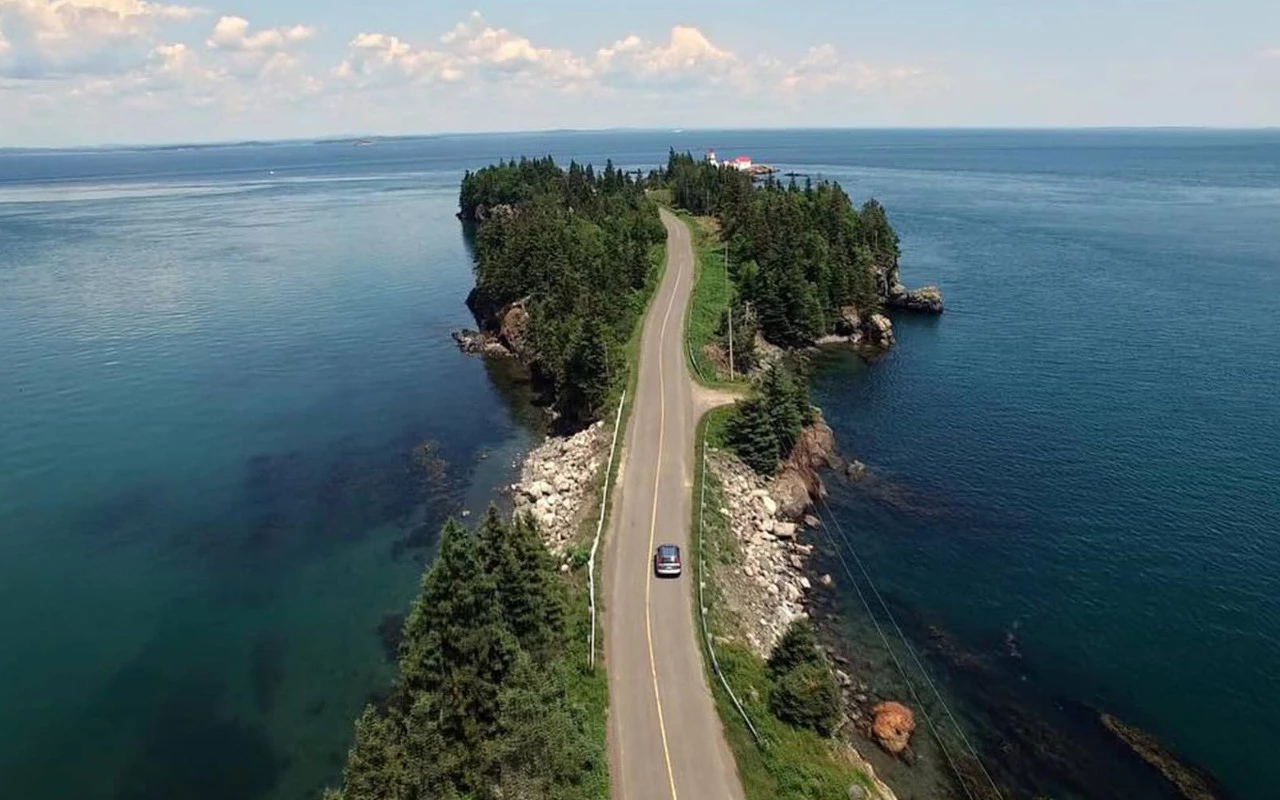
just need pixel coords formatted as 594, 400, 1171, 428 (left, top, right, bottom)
732, 155, 751, 163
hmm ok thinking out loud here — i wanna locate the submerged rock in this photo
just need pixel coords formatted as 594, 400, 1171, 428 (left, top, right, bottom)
846, 460, 868, 482
1099, 713, 1225, 800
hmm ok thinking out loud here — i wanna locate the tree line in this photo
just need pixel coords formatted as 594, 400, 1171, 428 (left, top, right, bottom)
657, 150, 899, 348
326, 508, 606, 800
461, 157, 666, 426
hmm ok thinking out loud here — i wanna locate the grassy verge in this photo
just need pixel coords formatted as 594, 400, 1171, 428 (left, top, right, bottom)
674, 212, 750, 391
694, 406, 873, 800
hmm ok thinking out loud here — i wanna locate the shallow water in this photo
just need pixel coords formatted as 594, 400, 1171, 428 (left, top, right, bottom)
1, 130, 1277, 798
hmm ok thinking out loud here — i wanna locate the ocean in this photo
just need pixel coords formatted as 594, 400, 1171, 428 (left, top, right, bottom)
1, 129, 1276, 799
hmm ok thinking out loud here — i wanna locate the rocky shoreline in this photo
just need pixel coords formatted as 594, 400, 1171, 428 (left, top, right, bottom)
706, 415, 922, 800
505, 421, 607, 556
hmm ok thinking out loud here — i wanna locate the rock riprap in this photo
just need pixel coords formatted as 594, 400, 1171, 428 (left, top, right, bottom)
510, 422, 606, 554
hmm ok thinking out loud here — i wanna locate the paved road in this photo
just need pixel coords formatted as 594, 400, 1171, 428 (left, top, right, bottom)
605, 209, 745, 800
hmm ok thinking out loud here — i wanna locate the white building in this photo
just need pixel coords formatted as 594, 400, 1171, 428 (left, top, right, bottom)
706, 151, 754, 171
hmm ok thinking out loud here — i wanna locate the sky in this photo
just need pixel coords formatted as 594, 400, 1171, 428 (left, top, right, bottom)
0, 0, 1277, 147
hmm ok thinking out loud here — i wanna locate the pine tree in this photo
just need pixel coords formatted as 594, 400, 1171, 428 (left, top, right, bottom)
761, 366, 803, 457
488, 653, 597, 800
397, 519, 519, 789
728, 398, 781, 474
770, 661, 841, 736
330, 706, 414, 800
768, 619, 824, 677
477, 507, 564, 657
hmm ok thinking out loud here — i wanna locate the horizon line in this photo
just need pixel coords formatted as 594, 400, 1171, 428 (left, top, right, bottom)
3, 124, 1278, 153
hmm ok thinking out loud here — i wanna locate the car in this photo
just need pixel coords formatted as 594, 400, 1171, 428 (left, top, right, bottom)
653, 544, 682, 578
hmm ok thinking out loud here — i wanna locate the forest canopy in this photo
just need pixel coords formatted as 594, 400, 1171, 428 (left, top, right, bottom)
325, 509, 606, 800
658, 150, 899, 347
460, 157, 665, 425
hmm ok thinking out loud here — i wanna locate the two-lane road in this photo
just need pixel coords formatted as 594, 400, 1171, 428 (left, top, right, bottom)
604, 209, 745, 800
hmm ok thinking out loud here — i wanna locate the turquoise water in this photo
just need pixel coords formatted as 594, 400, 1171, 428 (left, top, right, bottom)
1, 131, 1277, 798
0, 143, 550, 799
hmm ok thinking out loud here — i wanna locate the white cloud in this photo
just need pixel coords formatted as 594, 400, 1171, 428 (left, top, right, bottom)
779, 44, 925, 92
445, 11, 590, 83
333, 31, 462, 85
0, 9, 943, 146
202, 15, 314, 81
595, 25, 739, 88
1262, 47, 1280, 60
0, 0, 201, 78
205, 15, 312, 53
336, 12, 589, 89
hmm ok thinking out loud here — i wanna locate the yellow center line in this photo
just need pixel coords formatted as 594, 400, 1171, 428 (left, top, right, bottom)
645, 214, 685, 800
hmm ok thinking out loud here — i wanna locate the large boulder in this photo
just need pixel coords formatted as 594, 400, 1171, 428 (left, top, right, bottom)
887, 284, 944, 314
863, 314, 895, 348
871, 702, 916, 756
772, 467, 812, 521
498, 301, 532, 360
794, 415, 840, 471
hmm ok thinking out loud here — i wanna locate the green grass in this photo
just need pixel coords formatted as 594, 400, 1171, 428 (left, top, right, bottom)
676, 214, 751, 390
694, 407, 871, 800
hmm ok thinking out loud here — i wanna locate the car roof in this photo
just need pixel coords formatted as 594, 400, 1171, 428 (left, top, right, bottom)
657, 544, 680, 555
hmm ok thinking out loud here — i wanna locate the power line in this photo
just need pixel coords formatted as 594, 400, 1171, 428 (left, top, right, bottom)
803, 484, 980, 800
769, 423, 1004, 800
824, 489, 1008, 800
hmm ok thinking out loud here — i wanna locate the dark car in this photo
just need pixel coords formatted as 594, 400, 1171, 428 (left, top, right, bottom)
654, 544, 682, 578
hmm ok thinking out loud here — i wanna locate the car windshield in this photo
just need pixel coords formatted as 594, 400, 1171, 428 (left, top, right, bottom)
658, 547, 678, 560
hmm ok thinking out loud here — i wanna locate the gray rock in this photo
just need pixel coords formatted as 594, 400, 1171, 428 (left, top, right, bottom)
803, 514, 821, 528
526, 479, 553, 498
773, 521, 798, 540
846, 460, 868, 482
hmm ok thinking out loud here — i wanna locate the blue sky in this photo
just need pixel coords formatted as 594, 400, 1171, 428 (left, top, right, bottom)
1, 0, 1277, 146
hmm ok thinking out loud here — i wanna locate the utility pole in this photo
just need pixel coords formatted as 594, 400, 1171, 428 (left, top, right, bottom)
725, 239, 734, 381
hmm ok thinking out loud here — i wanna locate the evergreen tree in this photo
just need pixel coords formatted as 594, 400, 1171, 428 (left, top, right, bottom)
760, 365, 803, 457
477, 507, 564, 656
488, 654, 598, 800
770, 661, 841, 736
397, 519, 519, 790
768, 619, 824, 677
332, 706, 414, 800
767, 620, 841, 736
727, 398, 781, 474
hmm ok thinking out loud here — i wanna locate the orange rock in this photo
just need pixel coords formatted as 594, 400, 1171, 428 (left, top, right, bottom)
871, 701, 915, 755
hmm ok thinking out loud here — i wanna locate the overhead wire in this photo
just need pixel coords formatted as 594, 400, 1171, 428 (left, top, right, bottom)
766, 420, 1005, 800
